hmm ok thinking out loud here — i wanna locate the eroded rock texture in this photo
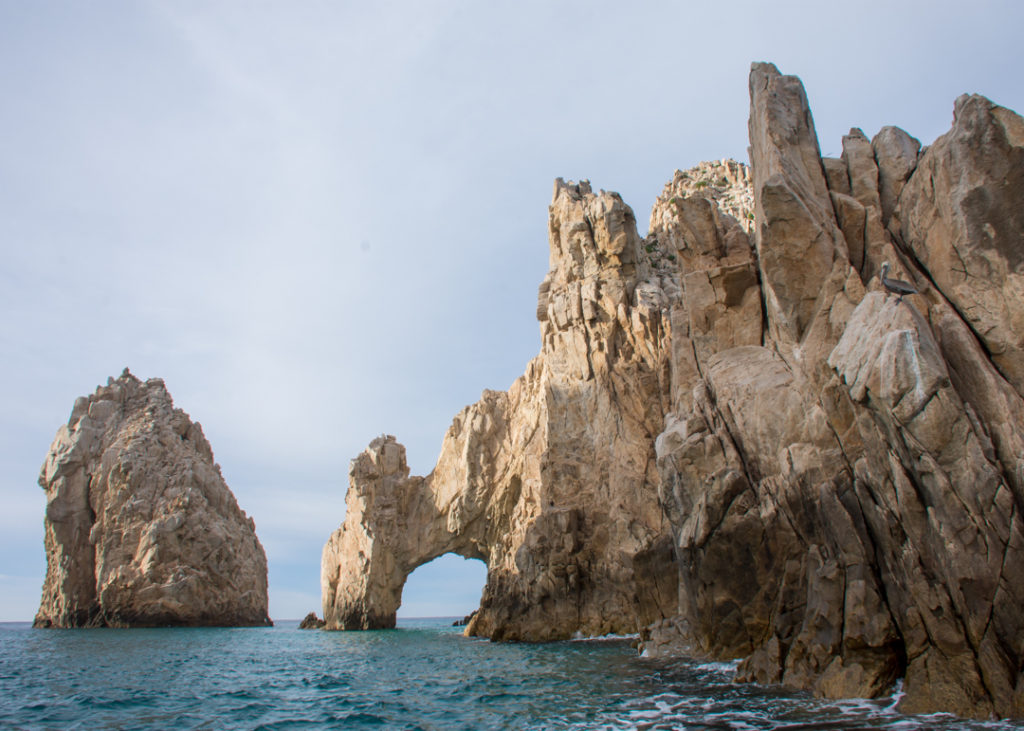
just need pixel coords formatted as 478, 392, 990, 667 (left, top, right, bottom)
323, 178, 684, 639
36, 370, 270, 628
653, 63, 1024, 719
323, 62, 1024, 718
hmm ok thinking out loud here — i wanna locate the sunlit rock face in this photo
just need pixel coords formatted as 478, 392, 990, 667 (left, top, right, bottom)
322, 62, 1024, 718
36, 370, 270, 628
653, 63, 1024, 719
322, 177, 710, 639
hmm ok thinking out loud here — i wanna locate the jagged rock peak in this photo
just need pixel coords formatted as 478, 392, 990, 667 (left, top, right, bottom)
547, 177, 641, 283
649, 159, 754, 235
35, 369, 270, 628
650, 62, 1024, 720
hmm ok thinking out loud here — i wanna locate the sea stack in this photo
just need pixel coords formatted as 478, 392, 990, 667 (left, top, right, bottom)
321, 63, 1024, 719
35, 369, 271, 628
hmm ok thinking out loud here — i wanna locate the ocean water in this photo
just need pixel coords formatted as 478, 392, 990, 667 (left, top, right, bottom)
1, 619, 1022, 730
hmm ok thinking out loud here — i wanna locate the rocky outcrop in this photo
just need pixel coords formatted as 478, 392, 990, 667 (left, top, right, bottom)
36, 370, 270, 628
323, 178, 684, 639
653, 63, 1024, 719
298, 612, 326, 629
898, 93, 1024, 397
322, 62, 1024, 718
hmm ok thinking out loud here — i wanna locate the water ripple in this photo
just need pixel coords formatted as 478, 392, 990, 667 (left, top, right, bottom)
1, 620, 1023, 730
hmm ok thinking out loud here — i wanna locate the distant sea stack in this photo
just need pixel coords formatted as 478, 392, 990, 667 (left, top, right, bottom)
322, 62, 1024, 719
35, 369, 271, 628
298, 612, 326, 629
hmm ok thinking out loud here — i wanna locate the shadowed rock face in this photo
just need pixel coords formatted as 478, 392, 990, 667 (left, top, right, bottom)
36, 370, 270, 628
322, 63, 1024, 718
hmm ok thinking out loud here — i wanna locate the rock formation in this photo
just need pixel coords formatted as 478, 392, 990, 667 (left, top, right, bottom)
322, 177, 681, 639
36, 370, 271, 628
654, 64, 1024, 719
322, 63, 1024, 718
298, 612, 326, 629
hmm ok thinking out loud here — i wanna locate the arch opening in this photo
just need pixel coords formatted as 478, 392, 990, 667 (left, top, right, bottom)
396, 553, 487, 620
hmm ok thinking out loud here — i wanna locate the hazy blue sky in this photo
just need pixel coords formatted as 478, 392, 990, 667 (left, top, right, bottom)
2, 0, 1022, 621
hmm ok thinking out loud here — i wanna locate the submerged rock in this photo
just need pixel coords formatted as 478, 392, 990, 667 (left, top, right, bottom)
35, 370, 271, 628
321, 63, 1024, 718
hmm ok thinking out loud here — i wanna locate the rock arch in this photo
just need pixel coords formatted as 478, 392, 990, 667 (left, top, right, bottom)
321, 435, 490, 630
321, 180, 686, 638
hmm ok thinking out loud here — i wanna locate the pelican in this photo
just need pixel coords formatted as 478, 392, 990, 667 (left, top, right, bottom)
880, 262, 918, 302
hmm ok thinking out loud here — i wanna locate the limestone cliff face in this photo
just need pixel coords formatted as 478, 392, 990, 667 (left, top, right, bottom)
322, 63, 1024, 718
36, 370, 270, 627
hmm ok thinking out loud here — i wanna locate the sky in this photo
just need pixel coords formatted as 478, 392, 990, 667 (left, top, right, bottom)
1, 0, 1022, 622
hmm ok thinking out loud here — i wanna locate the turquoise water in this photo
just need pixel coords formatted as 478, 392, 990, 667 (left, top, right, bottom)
1, 619, 1022, 730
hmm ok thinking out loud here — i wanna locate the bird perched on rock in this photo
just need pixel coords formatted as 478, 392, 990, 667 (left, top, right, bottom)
880, 262, 919, 302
